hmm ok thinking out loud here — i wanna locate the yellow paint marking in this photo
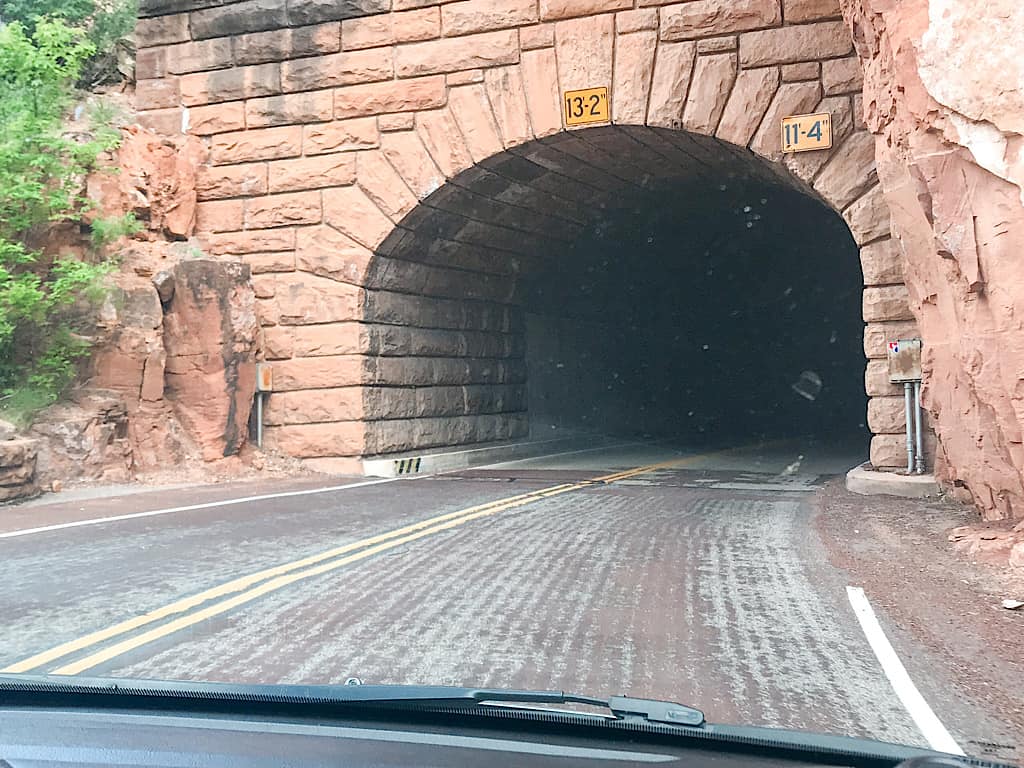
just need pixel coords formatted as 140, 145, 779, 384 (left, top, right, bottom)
4, 453, 717, 676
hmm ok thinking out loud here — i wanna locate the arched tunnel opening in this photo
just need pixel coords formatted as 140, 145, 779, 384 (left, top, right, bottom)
364, 126, 867, 458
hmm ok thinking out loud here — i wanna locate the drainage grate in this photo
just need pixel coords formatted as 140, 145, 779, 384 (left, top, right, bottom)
394, 457, 423, 475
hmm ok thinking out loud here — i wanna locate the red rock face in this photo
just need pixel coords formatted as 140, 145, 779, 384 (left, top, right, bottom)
842, 0, 1024, 520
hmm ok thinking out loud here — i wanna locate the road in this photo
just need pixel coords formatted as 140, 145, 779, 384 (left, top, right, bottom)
0, 441, 1015, 758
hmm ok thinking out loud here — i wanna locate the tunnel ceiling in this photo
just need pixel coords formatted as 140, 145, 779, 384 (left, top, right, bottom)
373, 126, 807, 287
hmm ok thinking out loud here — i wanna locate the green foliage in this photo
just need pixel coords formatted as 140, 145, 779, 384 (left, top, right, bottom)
0, 15, 124, 422
90, 212, 141, 250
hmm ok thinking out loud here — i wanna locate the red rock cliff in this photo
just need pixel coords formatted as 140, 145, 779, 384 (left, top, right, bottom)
842, 0, 1024, 520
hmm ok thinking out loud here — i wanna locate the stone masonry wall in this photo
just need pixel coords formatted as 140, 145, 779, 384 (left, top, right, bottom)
134, 0, 903, 467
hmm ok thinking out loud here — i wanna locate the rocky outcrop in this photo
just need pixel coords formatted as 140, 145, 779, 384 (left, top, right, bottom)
842, 0, 1024, 520
30, 391, 132, 485
0, 422, 40, 502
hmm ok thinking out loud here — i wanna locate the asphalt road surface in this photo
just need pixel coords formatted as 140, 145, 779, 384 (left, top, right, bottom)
0, 442, 1014, 757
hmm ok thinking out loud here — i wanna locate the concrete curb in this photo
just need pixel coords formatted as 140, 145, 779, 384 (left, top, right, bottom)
845, 462, 940, 498
361, 435, 615, 478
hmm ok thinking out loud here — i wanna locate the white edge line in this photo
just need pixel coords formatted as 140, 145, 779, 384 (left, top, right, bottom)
845, 586, 965, 755
0, 478, 400, 540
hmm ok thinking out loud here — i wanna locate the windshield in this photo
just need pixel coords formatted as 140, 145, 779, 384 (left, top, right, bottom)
0, 0, 1021, 765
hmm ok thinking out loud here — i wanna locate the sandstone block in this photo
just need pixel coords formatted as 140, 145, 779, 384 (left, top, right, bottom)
233, 23, 341, 66
646, 41, 696, 128
136, 78, 180, 111
280, 323, 364, 357
696, 36, 737, 53
136, 47, 167, 80
196, 163, 269, 200
540, 0, 632, 21
448, 84, 504, 162
822, 55, 863, 95
166, 38, 233, 75
246, 91, 334, 127
416, 107, 475, 177
865, 360, 903, 397
262, 326, 294, 359
295, 224, 373, 284
334, 75, 446, 118
137, 108, 184, 136
269, 154, 356, 192
868, 396, 910, 434
252, 274, 277, 299
210, 126, 303, 164
739, 21, 852, 67
612, 29, 657, 124
617, 8, 657, 32
813, 130, 878, 209
246, 190, 323, 228
380, 131, 446, 197
355, 150, 419, 219
395, 29, 519, 78
484, 66, 533, 148
860, 238, 904, 286
323, 183, 397, 247
783, 0, 840, 22
264, 387, 364, 424
870, 433, 909, 470
242, 251, 296, 273
660, 0, 780, 41
863, 285, 913, 323
179, 63, 281, 107
520, 23, 555, 49
0, 438, 39, 469
555, 14, 614, 93
264, 421, 365, 457
716, 65, 779, 145
282, 48, 393, 92
205, 228, 297, 255
520, 48, 563, 137
343, 7, 439, 49
190, 0, 287, 39
274, 275, 363, 325
863, 320, 919, 359
844, 184, 891, 245
379, 113, 416, 131
271, 355, 364, 390
187, 102, 246, 135
682, 53, 737, 135
749, 80, 820, 158
443, 0, 536, 35
782, 61, 819, 81
196, 199, 244, 232
136, 14, 190, 46
304, 117, 380, 154
287, 0, 389, 26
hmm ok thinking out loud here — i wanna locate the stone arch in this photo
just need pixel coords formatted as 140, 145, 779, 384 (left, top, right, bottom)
132, 0, 913, 469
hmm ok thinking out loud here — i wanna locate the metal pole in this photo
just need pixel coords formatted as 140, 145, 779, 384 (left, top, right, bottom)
256, 392, 264, 448
913, 381, 925, 474
904, 382, 914, 474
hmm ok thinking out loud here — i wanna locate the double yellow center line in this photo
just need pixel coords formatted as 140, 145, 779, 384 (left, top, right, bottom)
2, 456, 697, 677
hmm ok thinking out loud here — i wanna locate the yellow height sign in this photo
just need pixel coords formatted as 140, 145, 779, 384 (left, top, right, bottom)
564, 87, 610, 127
781, 112, 832, 152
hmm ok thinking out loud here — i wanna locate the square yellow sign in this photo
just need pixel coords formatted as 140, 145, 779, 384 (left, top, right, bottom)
781, 112, 832, 152
563, 87, 610, 127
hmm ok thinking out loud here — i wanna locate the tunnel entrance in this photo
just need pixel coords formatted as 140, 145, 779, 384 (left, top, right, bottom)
365, 126, 867, 458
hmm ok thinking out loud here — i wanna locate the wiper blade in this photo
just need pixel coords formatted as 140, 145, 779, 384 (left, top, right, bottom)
0, 675, 704, 727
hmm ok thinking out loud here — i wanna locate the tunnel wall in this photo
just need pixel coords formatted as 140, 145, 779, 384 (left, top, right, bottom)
134, 0, 909, 469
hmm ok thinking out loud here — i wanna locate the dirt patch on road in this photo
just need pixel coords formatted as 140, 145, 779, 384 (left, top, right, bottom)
814, 481, 1023, 759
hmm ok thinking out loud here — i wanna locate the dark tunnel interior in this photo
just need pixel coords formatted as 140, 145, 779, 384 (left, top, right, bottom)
367, 127, 868, 456
520, 177, 867, 448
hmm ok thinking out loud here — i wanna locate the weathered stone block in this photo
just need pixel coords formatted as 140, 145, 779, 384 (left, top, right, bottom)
334, 75, 446, 118
286, 0, 389, 27
863, 320, 919, 359
295, 224, 373, 284
395, 29, 519, 77
355, 150, 419, 219
682, 53, 737, 134
246, 91, 335, 127
783, 0, 840, 22
166, 38, 233, 74
378, 113, 416, 131
206, 228, 297, 255
870, 433, 908, 470
749, 80, 820, 157
661, 0, 780, 41
860, 238, 904, 286
520, 23, 555, 49
781, 61, 819, 81
739, 21, 852, 66
865, 360, 903, 397
868, 395, 910, 433
540, 0, 632, 21
822, 55, 863, 95
136, 78, 180, 111
196, 163, 269, 200
448, 84, 504, 161
245, 190, 323, 228
210, 125, 303, 164
136, 47, 167, 80
485, 65, 533, 147
264, 421, 365, 456
520, 48, 562, 137
233, 23, 341, 65
264, 387, 364, 424
304, 117, 380, 154
343, 8, 439, 49
813, 130, 878, 209
442, 0, 536, 35
269, 154, 356, 192
617, 8, 657, 31
863, 285, 913, 323
0, 438, 39, 469
716, 65, 779, 145
271, 355, 365, 390
416, 107, 475, 176
380, 131, 447, 197
179, 63, 281, 106
195, 199, 244, 232
242, 251, 296, 273
612, 29, 657, 125
187, 102, 247, 134
136, 14, 190, 46
554, 13, 613, 93
844, 184, 891, 245
282, 48, 393, 91
323, 183, 397, 247
446, 69, 484, 85
646, 41, 696, 128
190, 0, 288, 39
